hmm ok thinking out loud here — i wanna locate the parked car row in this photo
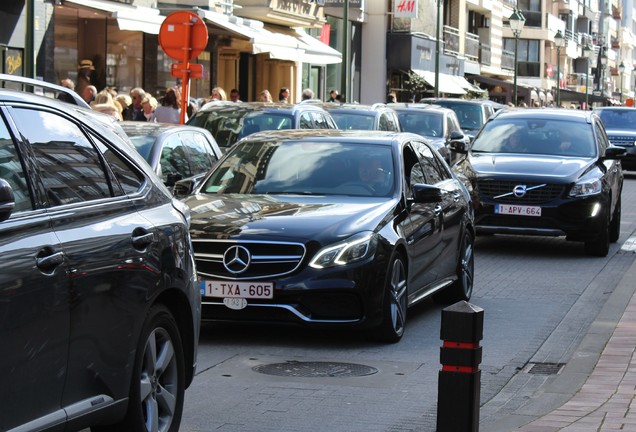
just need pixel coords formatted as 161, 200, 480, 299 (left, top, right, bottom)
1, 73, 631, 430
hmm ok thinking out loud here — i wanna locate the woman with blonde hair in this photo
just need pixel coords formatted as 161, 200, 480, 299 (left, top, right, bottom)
209, 87, 227, 101
91, 89, 123, 120
141, 95, 158, 121
259, 89, 273, 102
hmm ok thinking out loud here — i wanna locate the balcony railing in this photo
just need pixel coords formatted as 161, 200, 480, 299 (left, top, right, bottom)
480, 43, 491, 66
465, 32, 480, 62
443, 25, 460, 56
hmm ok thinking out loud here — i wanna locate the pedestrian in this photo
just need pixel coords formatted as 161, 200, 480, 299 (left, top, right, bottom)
327, 89, 338, 102
229, 88, 242, 102
152, 87, 183, 124
386, 92, 397, 103
90, 89, 123, 120
279, 87, 290, 103
209, 87, 226, 102
75, 59, 95, 100
115, 94, 132, 119
56, 78, 76, 103
127, 87, 147, 121
301, 88, 314, 101
82, 85, 97, 104
259, 89, 273, 102
140, 95, 158, 121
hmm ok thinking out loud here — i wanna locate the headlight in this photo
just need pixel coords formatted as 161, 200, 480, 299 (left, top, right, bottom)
309, 232, 378, 269
569, 177, 602, 197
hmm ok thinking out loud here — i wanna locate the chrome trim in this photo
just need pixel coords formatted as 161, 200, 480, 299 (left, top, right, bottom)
476, 225, 565, 236
493, 183, 547, 200
202, 301, 360, 324
408, 279, 453, 306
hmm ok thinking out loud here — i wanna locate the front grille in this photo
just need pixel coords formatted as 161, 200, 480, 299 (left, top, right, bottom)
193, 239, 305, 280
477, 180, 564, 204
607, 136, 636, 147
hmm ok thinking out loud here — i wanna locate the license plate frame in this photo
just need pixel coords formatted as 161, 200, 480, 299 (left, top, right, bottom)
200, 280, 274, 299
495, 204, 542, 217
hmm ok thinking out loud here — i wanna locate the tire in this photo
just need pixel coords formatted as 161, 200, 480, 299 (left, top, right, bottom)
435, 230, 475, 304
93, 305, 185, 432
584, 207, 610, 257
374, 254, 408, 343
609, 196, 621, 243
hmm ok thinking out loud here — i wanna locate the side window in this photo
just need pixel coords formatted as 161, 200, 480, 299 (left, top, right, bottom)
404, 145, 425, 199
594, 121, 609, 154
0, 117, 32, 211
299, 112, 313, 129
415, 142, 451, 184
91, 134, 144, 195
184, 132, 218, 175
448, 115, 461, 135
161, 134, 191, 183
12, 108, 111, 206
378, 113, 389, 131
314, 113, 332, 129
389, 113, 400, 131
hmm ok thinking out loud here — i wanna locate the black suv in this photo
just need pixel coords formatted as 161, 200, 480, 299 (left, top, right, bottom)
594, 107, 636, 171
0, 76, 200, 432
452, 108, 624, 256
422, 98, 496, 139
188, 101, 338, 152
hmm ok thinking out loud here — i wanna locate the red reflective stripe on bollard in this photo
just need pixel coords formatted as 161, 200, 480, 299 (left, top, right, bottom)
442, 341, 479, 349
442, 365, 479, 373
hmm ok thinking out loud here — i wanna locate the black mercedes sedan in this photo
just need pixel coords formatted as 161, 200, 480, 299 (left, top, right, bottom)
183, 129, 475, 342
451, 109, 625, 257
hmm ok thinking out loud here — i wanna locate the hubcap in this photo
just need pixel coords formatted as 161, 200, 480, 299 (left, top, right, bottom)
390, 259, 407, 335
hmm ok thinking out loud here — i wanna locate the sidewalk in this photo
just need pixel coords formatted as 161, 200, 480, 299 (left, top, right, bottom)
485, 246, 636, 431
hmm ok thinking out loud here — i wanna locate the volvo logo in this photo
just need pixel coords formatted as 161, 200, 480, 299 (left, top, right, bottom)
223, 245, 251, 274
513, 185, 527, 197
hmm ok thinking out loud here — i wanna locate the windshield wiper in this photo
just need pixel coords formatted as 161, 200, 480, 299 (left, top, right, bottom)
263, 191, 317, 195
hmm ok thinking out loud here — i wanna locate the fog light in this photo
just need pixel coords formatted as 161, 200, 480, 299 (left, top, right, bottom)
591, 203, 601, 217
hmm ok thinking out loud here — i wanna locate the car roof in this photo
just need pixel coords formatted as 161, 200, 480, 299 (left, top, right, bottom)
593, 106, 635, 111
422, 98, 491, 106
390, 103, 454, 115
490, 108, 594, 123
197, 101, 329, 115
120, 121, 207, 136
234, 128, 421, 144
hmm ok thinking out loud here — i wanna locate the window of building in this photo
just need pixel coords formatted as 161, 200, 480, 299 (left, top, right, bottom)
503, 39, 541, 77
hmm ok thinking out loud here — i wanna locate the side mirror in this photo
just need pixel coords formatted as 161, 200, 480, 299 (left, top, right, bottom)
166, 173, 183, 187
412, 183, 443, 203
0, 179, 15, 222
604, 145, 626, 160
173, 178, 195, 197
449, 139, 468, 154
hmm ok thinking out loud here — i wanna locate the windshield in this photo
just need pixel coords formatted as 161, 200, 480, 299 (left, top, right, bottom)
397, 112, 443, 137
238, 112, 294, 139
471, 119, 597, 157
201, 141, 395, 197
436, 103, 482, 131
188, 108, 248, 150
597, 109, 636, 130
127, 135, 156, 162
330, 112, 376, 130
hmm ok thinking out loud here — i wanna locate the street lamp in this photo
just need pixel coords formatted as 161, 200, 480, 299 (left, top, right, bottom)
509, 10, 526, 106
434, 0, 441, 98
554, 30, 565, 107
619, 61, 625, 103
583, 44, 592, 109
598, 48, 608, 94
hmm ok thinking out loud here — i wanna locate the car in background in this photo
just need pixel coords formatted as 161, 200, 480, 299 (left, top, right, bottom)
187, 101, 338, 152
318, 102, 401, 131
120, 121, 223, 187
422, 98, 496, 139
0, 80, 199, 432
182, 129, 475, 343
391, 103, 467, 163
451, 109, 624, 256
593, 106, 636, 171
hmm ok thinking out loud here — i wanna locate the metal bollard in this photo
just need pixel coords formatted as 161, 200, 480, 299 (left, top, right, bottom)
436, 301, 484, 432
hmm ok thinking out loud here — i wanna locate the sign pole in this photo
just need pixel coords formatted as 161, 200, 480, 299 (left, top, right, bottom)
180, 17, 192, 125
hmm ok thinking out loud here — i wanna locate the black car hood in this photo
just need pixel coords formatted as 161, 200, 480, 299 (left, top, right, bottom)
183, 194, 398, 242
465, 153, 595, 182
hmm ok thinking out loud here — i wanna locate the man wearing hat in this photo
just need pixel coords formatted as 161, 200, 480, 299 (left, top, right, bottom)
76, 59, 95, 101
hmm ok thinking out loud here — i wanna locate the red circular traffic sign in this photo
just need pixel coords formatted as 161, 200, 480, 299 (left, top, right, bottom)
159, 11, 208, 61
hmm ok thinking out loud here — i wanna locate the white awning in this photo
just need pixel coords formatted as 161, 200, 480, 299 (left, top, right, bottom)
197, 9, 341, 64
451, 75, 487, 94
412, 70, 467, 95
63, 0, 164, 34
293, 29, 342, 65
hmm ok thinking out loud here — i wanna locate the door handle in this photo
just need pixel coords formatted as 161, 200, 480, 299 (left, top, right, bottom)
36, 249, 64, 273
434, 205, 442, 215
131, 228, 154, 250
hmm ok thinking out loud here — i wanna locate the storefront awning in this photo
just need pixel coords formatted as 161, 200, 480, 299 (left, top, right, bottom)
197, 9, 341, 64
63, 0, 164, 34
411, 70, 467, 95
450, 75, 487, 94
